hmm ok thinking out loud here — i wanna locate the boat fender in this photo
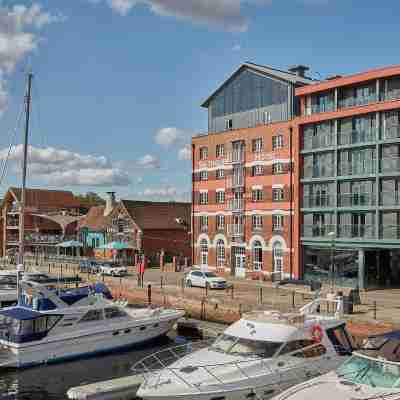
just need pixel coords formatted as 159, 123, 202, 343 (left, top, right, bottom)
310, 324, 324, 343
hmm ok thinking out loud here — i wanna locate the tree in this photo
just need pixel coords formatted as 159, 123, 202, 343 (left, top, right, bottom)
77, 192, 106, 213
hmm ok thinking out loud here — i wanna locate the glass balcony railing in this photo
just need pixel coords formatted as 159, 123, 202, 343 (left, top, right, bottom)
302, 224, 336, 238
302, 166, 334, 179
338, 193, 375, 207
382, 125, 400, 141
338, 160, 376, 176
380, 157, 400, 173
339, 94, 377, 109
338, 129, 376, 146
302, 134, 334, 150
311, 103, 335, 114
338, 224, 375, 239
380, 191, 400, 206
381, 225, 400, 239
382, 88, 400, 101
302, 195, 334, 208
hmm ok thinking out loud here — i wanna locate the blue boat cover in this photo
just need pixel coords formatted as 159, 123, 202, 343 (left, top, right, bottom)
0, 306, 42, 320
373, 331, 400, 340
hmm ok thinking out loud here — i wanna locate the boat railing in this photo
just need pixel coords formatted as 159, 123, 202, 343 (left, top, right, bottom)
299, 296, 344, 319
132, 340, 345, 391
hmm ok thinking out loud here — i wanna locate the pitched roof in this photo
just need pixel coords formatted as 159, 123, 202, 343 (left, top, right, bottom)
201, 62, 316, 108
121, 200, 191, 231
78, 205, 107, 231
8, 187, 81, 209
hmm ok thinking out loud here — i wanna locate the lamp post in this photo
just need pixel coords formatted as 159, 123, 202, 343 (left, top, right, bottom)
328, 231, 336, 292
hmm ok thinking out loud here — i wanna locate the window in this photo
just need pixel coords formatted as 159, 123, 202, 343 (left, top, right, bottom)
252, 240, 263, 271
200, 170, 208, 181
216, 239, 225, 267
216, 190, 225, 204
279, 340, 326, 358
216, 214, 225, 230
200, 215, 208, 231
80, 309, 104, 323
199, 192, 208, 204
252, 189, 263, 202
104, 307, 127, 319
273, 243, 283, 276
326, 325, 353, 355
200, 239, 208, 266
252, 138, 263, 153
252, 165, 264, 176
272, 188, 284, 201
200, 147, 208, 160
225, 119, 233, 130
272, 215, 284, 231
216, 144, 225, 158
272, 162, 284, 174
252, 215, 263, 230
216, 169, 225, 179
272, 135, 284, 150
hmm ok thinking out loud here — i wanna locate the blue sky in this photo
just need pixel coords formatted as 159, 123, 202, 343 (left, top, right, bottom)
0, 0, 399, 201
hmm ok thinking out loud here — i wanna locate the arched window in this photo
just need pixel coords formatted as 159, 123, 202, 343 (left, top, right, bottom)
252, 240, 263, 271
273, 243, 284, 277
216, 239, 225, 267
200, 239, 208, 267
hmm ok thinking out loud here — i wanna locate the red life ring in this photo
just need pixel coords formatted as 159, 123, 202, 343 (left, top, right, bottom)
310, 325, 324, 343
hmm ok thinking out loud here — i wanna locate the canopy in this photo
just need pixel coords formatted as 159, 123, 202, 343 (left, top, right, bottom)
0, 307, 42, 320
97, 241, 133, 250
56, 240, 83, 248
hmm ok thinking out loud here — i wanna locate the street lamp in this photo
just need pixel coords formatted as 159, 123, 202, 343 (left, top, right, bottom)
328, 231, 336, 292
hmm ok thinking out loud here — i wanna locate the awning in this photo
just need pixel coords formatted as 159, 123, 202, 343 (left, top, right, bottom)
56, 240, 83, 248
0, 307, 42, 320
96, 241, 133, 250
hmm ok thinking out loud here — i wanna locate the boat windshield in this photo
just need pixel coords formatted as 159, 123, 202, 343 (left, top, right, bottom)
0, 275, 17, 288
337, 355, 400, 388
211, 334, 282, 357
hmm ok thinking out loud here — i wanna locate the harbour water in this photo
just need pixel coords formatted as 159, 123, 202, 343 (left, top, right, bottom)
0, 336, 174, 400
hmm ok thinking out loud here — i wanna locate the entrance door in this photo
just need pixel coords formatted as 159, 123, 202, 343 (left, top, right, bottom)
231, 247, 246, 277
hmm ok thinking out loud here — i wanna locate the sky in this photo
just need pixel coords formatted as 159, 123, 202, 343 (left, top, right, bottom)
0, 0, 399, 202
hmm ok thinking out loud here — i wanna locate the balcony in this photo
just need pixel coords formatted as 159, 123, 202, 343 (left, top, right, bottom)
302, 166, 334, 179
380, 225, 400, 240
339, 94, 377, 109
338, 193, 375, 207
231, 175, 245, 188
338, 160, 376, 176
252, 225, 263, 233
6, 219, 19, 228
272, 225, 284, 233
302, 195, 334, 208
200, 225, 208, 233
338, 224, 375, 239
225, 151, 245, 164
302, 225, 335, 238
7, 233, 75, 245
302, 134, 334, 151
382, 88, 400, 102
228, 199, 244, 212
381, 191, 400, 206
338, 130, 376, 146
311, 103, 335, 114
380, 157, 400, 173
382, 125, 400, 141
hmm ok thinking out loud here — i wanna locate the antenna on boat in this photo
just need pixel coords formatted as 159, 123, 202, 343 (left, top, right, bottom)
17, 72, 33, 305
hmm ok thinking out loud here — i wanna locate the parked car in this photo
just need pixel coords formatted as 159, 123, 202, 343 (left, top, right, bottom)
185, 270, 227, 289
79, 260, 100, 274
99, 262, 128, 277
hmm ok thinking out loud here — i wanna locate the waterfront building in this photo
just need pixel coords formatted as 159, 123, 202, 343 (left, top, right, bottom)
192, 62, 315, 279
295, 65, 400, 289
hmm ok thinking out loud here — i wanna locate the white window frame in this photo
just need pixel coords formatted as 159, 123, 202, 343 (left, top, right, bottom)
252, 138, 263, 153
216, 239, 225, 267
225, 119, 233, 130
272, 188, 284, 201
252, 189, 263, 202
272, 215, 284, 231
272, 135, 284, 150
252, 165, 264, 176
252, 215, 263, 230
199, 192, 208, 205
200, 239, 208, 267
216, 144, 225, 158
200, 170, 208, 181
216, 214, 225, 230
273, 162, 284, 174
200, 215, 208, 231
216, 169, 225, 179
273, 243, 283, 275
252, 241, 263, 271
216, 190, 225, 204
200, 147, 208, 160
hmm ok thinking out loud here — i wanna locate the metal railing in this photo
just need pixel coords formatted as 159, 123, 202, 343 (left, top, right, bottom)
302, 134, 334, 150
338, 193, 375, 207
382, 88, 400, 101
232, 175, 245, 188
7, 234, 76, 244
302, 195, 333, 208
229, 224, 244, 236
252, 225, 263, 233
311, 103, 335, 114
380, 191, 400, 206
380, 225, 400, 240
228, 199, 244, 211
301, 225, 335, 237
338, 224, 375, 239
382, 124, 400, 141
338, 160, 376, 176
381, 157, 400, 173
225, 151, 245, 164
338, 129, 376, 145
339, 94, 377, 109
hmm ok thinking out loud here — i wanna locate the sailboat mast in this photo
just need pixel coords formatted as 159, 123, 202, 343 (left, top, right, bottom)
17, 72, 33, 301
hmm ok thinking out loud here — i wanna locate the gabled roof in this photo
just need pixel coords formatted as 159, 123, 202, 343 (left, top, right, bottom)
78, 205, 107, 231
7, 187, 80, 209
201, 62, 316, 108
121, 200, 191, 231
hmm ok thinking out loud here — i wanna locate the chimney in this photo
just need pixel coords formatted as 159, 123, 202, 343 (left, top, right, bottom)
288, 65, 310, 78
104, 192, 116, 216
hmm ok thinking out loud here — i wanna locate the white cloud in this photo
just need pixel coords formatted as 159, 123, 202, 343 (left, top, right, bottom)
137, 154, 160, 169
90, 0, 272, 32
0, 144, 130, 187
155, 127, 186, 148
143, 186, 177, 198
0, 3, 63, 115
178, 145, 191, 161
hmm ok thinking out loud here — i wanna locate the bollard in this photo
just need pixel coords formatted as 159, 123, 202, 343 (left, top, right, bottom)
181, 278, 185, 295
48, 264, 50, 274
239, 303, 242, 317
373, 301, 377, 320
161, 276, 164, 290
259, 287, 263, 304
231, 284, 234, 299
292, 291, 295, 309
148, 284, 152, 306
205, 283, 208, 297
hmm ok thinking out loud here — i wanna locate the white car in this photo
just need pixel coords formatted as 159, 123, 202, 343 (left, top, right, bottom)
99, 263, 128, 277
185, 270, 227, 289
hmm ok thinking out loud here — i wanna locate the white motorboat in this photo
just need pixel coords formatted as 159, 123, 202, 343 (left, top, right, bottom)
0, 270, 18, 308
135, 297, 354, 400
0, 280, 184, 368
271, 330, 400, 400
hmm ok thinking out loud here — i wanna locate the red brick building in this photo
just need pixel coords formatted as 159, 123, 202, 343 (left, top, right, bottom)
192, 63, 315, 279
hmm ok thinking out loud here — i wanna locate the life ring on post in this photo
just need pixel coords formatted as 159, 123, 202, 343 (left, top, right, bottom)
310, 325, 324, 343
